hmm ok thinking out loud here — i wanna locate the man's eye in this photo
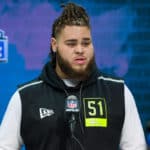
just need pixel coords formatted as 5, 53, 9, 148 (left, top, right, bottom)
67, 43, 76, 47
82, 42, 90, 47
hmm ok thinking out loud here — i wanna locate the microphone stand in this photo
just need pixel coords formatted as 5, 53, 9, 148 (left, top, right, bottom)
68, 114, 84, 150
69, 114, 76, 138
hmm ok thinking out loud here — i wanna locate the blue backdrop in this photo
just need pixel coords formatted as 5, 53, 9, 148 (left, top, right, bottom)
0, 0, 150, 148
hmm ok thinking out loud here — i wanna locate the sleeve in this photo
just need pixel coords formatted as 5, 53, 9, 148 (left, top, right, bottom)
119, 85, 147, 150
0, 90, 23, 150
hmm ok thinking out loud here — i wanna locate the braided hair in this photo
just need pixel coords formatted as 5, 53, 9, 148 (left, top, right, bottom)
50, 3, 90, 67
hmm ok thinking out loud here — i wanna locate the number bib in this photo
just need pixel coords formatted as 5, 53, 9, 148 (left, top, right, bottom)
83, 98, 107, 127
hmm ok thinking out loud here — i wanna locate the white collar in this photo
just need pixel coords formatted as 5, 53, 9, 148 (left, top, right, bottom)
62, 79, 80, 87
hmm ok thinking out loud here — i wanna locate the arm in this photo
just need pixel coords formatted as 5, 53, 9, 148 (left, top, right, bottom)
119, 85, 147, 150
0, 91, 23, 150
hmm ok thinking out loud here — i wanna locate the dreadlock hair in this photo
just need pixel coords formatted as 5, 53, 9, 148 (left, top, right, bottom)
50, 2, 90, 67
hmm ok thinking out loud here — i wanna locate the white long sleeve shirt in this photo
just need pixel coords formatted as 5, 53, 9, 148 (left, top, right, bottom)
0, 84, 147, 150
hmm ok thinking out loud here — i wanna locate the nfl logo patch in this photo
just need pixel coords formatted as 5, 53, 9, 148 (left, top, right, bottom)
67, 100, 77, 109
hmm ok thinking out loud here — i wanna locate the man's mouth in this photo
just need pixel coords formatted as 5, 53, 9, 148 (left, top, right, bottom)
74, 57, 86, 65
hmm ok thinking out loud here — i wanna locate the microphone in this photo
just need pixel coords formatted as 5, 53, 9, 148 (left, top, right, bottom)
65, 95, 80, 137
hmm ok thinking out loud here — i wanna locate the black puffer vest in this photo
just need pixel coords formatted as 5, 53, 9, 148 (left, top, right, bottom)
19, 62, 125, 150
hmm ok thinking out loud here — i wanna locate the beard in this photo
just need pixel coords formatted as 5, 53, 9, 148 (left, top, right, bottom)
56, 50, 95, 80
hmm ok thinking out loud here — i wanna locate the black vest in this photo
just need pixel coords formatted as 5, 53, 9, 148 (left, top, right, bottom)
19, 76, 125, 150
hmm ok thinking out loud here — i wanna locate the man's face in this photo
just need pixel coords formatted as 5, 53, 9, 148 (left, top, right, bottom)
51, 25, 95, 79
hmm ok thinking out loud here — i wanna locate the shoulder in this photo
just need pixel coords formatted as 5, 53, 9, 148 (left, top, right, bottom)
18, 78, 43, 92
97, 71, 124, 84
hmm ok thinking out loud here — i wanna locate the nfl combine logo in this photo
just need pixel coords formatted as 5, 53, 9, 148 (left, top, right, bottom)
67, 100, 77, 109
65, 95, 80, 112
0, 29, 8, 62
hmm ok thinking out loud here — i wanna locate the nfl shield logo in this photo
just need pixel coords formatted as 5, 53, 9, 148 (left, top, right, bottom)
0, 29, 8, 62
67, 100, 77, 109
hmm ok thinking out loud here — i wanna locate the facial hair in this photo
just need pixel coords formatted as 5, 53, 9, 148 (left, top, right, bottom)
56, 50, 95, 80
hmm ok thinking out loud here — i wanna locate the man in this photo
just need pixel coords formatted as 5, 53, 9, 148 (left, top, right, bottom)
0, 2, 147, 150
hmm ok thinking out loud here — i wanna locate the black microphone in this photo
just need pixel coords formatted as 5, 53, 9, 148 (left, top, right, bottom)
65, 95, 80, 137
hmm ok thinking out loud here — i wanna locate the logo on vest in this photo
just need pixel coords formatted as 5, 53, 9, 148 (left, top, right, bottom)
39, 108, 54, 119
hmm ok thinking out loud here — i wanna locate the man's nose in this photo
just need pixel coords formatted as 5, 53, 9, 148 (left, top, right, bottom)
75, 45, 83, 54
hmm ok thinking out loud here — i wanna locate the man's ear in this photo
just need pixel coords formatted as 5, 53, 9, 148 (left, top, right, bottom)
51, 38, 57, 52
